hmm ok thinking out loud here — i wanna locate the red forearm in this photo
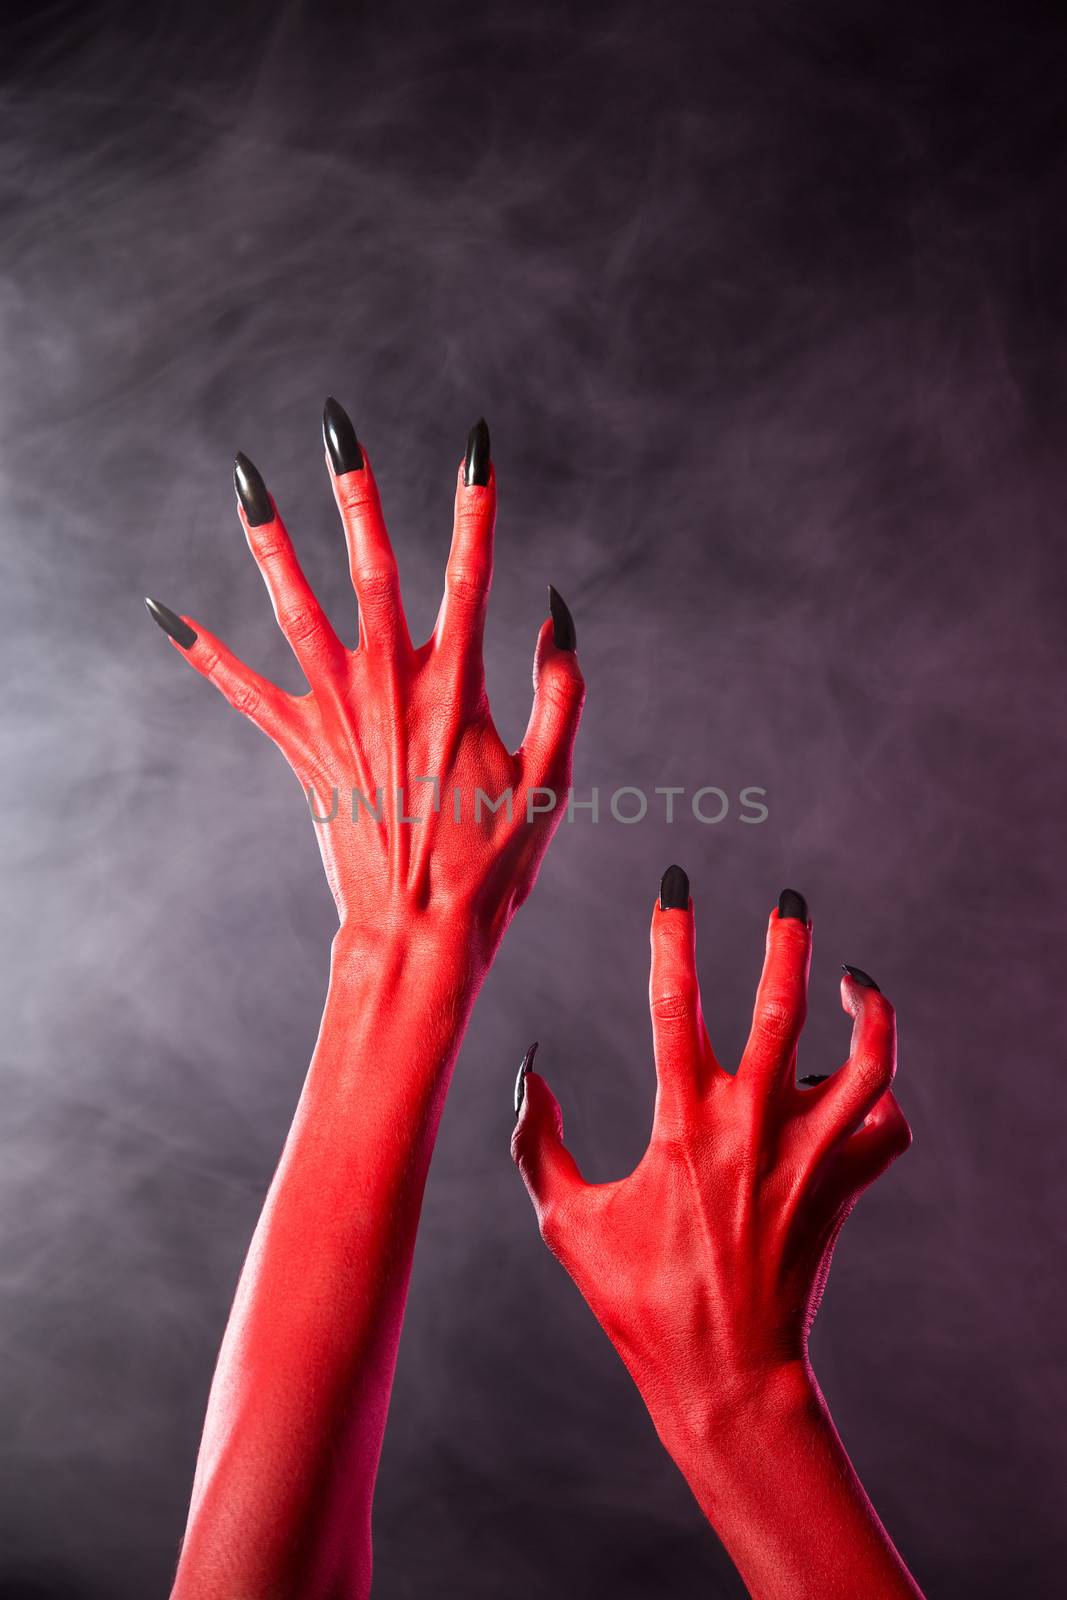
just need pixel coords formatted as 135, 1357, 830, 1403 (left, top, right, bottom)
172, 919, 481, 1600
661, 1362, 922, 1600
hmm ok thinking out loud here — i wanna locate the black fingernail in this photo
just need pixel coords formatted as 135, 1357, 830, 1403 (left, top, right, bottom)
548, 584, 577, 651
799, 1073, 829, 1086
515, 1041, 538, 1120
464, 417, 490, 486
145, 597, 197, 649
778, 888, 808, 923
842, 964, 880, 992
659, 864, 690, 911
234, 452, 273, 527
323, 396, 363, 475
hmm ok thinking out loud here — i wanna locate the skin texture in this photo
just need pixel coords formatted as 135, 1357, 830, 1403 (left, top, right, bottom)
513, 874, 925, 1600
155, 408, 584, 1599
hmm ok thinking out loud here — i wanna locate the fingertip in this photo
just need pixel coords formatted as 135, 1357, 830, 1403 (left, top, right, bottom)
330, 444, 380, 512
510, 1069, 561, 1179
464, 417, 491, 487
651, 871, 695, 958
182, 625, 209, 664
659, 864, 690, 913
519, 621, 585, 791
145, 597, 198, 651
842, 963, 881, 992
840, 966, 891, 1020
649, 870, 702, 1020
840, 971, 860, 1014
531, 614, 555, 665
532, 615, 585, 694
548, 584, 576, 652
769, 888, 811, 940
890, 1110, 914, 1158
514, 1040, 538, 1121
457, 458, 496, 495
323, 396, 364, 476
777, 887, 809, 924
527, 619, 586, 758
234, 452, 273, 528
768, 906, 812, 967
525, 1070, 563, 1132
861, 1091, 912, 1172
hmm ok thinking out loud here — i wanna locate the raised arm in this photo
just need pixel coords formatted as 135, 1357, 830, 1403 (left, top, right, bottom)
512, 869, 923, 1600
149, 404, 584, 1599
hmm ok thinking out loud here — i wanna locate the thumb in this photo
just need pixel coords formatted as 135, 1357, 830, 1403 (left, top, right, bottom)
510, 1043, 587, 1247
517, 603, 585, 797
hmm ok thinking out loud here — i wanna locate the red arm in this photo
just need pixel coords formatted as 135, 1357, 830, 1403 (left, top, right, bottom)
149, 405, 584, 1599
512, 870, 923, 1600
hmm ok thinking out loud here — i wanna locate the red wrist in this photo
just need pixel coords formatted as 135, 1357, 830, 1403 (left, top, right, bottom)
660, 1361, 922, 1600
333, 900, 493, 985
656, 1358, 821, 1485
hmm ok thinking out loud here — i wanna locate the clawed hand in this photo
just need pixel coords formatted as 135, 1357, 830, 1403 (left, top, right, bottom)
148, 402, 584, 951
513, 871, 910, 1438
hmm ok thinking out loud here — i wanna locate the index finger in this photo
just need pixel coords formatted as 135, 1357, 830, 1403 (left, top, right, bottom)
234, 453, 345, 682
814, 968, 897, 1137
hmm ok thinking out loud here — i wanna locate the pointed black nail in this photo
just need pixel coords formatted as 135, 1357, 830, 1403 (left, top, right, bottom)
548, 585, 577, 652
799, 1073, 829, 1087
778, 888, 808, 923
145, 597, 197, 649
659, 864, 690, 911
842, 964, 880, 992
515, 1041, 538, 1120
323, 397, 363, 475
234, 453, 273, 527
464, 417, 490, 487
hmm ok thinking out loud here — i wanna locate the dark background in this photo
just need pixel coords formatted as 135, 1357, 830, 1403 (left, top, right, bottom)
1, 1, 1065, 1594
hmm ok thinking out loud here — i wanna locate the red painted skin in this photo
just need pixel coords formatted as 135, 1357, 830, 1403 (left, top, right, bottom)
163, 441, 584, 1599
513, 893, 926, 1600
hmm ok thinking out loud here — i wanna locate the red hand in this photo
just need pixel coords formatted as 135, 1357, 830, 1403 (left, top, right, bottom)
513, 873, 922, 1600
149, 414, 583, 959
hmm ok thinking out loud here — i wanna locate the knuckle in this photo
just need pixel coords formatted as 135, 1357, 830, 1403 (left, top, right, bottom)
651, 984, 696, 1026
249, 532, 288, 564
755, 992, 799, 1042
857, 992, 895, 1030
445, 564, 490, 607
338, 480, 377, 514
353, 563, 399, 606
453, 500, 493, 537
230, 681, 262, 718
852, 1049, 894, 1092
280, 604, 324, 645
889, 1113, 913, 1157
537, 670, 583, 717
537, 1200, 566, 1255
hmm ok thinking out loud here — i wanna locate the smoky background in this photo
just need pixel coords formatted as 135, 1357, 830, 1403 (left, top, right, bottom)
1, 0, 1066, 1594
